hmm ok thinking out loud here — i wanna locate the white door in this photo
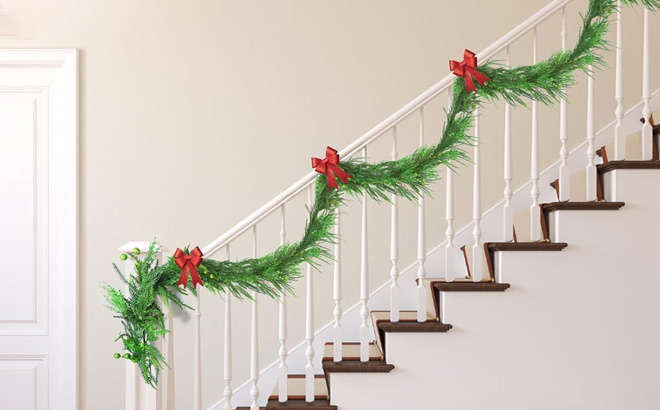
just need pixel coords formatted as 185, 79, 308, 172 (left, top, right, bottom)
0, 49, 78, 410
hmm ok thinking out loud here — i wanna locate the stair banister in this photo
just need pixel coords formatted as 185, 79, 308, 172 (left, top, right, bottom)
559, 5, 570, 201
445, 89, 456, 282
200, 0, 574, 259
360, 146, 371, 362
614, 0, 625, 160
472, 108, 483, 282
332, 205, 343, 362
389, 126, 400, 323
416, 107, 427, 322
277, 205, 288, 403
305, 185, 316, 402
586, 66, 597, 202
503, 46, 514, 242
193, 289, 202, 410
642, 5, 653, 160
530, 26, 541, 241
223, 244, 233, 410
250, 226, 260, 410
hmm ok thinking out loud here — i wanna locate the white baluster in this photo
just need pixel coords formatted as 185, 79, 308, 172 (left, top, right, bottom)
614, 1, 626, 160
164, 307, 175, 410
586, 65, 597, 201
416, 107, 427, 323
360, 146, 370, 361
390, 126, 400, 322
472, 108, 484, 282
559, 7, 570, 201
278, 205, 288, 403
530, 27, 541, 241
193, 287, 202, 410
250, 226, 260, 410
333, 205, 343, 362
222, 248, 233, 410
641, 6, 652, 160
503, 46, 514, 241
446, 90, 456, 282
305, 186, 315, 402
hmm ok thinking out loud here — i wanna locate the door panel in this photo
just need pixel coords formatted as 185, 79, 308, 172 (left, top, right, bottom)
0, 50, 78, 410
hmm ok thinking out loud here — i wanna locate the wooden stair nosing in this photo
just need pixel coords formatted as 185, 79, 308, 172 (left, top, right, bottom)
264, 399, 337, 409
432, 281, 511, 292
377, 320, 452, 333
597, 160, 660, 174
541, 201, 625, 212
485, 242, 568, 251
322, 359, 395, 373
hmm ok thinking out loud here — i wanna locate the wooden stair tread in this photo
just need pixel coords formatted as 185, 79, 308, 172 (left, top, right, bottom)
597, 160, 660, 173
486, 242, 567, 251
432, 281, 511, 292
378, 320, 452, 332
322, 359, 394, 373
542, 201, 625, 212
265, 399, 337, 409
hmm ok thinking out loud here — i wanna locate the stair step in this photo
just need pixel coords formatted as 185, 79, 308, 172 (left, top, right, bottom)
432, 281, 510, 292
322, 342, 382, 361
265, 399, 337, 409
369, 310, 451, 357
430, 281, 510, 318
484, 242, 567, 280
486, 242, 568, 251
268, 375, 328, 401
597, 160, 660, 174
542, 201, 625, 212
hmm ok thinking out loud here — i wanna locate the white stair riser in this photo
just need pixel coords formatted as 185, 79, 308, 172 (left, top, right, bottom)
330, 171, 660, 410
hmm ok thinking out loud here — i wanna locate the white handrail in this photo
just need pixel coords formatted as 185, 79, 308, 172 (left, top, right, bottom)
201, 0, 574, 258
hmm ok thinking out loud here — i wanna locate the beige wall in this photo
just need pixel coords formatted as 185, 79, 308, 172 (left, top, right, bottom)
1, 1, 659, 409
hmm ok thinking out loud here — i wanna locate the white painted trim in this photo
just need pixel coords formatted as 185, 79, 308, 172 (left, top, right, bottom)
0, 48, 79, 410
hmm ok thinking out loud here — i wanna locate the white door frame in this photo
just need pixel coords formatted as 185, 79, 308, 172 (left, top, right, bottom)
0, 48, 78, 410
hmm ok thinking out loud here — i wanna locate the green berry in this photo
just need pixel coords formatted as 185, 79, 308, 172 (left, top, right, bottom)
123, 353, 131, 359
209, 274, 214, 279
132, 248, 141, 255
119, 253, 128, 261
113, 353, 121, 359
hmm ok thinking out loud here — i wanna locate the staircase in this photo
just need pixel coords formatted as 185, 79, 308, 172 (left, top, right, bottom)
119, 0, 660, 409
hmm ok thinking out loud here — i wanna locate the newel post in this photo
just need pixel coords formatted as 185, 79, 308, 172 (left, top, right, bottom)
118, 242, 165, 410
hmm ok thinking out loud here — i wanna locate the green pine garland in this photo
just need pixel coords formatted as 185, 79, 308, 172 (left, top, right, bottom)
104, 0, 659, 387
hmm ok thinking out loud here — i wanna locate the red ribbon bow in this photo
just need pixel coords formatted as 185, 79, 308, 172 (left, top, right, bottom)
312, 146, 352, 190
174, 246, 204, 289
450, 49, 490, 93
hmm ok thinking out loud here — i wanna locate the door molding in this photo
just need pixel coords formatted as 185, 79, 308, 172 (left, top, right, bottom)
0, 48, 78, 410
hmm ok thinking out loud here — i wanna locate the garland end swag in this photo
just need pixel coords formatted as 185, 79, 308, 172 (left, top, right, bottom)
104, 0, 660, 387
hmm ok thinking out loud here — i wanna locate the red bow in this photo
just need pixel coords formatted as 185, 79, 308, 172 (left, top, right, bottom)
174, 247, 204, 289
449, 49, 490, 93
312, 146, 352, 190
